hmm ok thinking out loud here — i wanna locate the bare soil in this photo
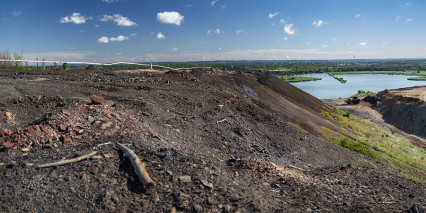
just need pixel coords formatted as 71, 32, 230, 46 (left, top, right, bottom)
0, 69, 424, 212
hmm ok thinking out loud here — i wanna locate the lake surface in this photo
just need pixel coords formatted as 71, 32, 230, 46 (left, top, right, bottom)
290, 73, 425, 99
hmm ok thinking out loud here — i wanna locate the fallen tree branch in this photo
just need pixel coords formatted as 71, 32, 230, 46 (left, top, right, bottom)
36, 151, 97, 168
216, 118, 227, 124
116, 143, 155, 189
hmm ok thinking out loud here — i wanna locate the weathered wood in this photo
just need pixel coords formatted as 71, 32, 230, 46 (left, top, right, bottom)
36, 151, 97, 168
116, 143, 155, 188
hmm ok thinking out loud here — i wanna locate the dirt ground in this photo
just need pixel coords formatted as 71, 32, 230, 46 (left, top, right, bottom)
0, 69, 424, 212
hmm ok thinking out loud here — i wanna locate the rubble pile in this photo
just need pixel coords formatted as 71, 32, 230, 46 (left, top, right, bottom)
1, 95, 158, 153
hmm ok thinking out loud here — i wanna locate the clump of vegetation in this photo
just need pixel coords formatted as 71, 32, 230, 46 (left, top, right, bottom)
351, 90, 377, 97
339, 138, 377, 160
62, 63, 68, 70
407, 76, 426, 81
289, 122, 308, 133
277, 75, 321, 83
327, 73, 347, 83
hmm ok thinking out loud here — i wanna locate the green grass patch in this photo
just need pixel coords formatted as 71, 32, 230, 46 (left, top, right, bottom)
408, 76, 426, 81
289, 122, 308, 133
327, 73, 347, 83
351, 90, 377, 97
339, 138, 378, 160
276, 75, 321, 83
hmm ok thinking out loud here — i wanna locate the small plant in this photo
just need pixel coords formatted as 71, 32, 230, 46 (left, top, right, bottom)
391, 129, 396, 134
343, 111, 351, 118
62, 63, 68, 70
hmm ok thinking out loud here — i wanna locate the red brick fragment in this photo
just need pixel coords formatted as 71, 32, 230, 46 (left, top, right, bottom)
3, 141, 14, 149
1, 128, 14, 135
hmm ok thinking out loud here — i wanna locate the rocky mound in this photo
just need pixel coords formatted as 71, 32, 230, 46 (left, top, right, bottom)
375, 88, 426, 138
0, 69, 424, 212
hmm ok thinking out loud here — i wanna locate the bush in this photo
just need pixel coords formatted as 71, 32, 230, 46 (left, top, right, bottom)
338, 138, 377, 160
62, 63, 68, 70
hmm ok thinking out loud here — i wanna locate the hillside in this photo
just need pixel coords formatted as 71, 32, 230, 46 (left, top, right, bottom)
0, 69, 424, 212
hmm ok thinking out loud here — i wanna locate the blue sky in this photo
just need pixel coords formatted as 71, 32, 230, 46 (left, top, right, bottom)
1, 0, 425, 62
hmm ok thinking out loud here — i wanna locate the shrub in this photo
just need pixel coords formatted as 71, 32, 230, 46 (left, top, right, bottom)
62, 63, 68, 70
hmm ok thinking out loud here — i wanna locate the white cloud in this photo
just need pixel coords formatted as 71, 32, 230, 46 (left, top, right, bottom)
236, 29, 245, 34
60, 13, 89, 24
396, 16, 401, 21
268, 12, 279, 19
11, 10, 22, 16
94, 24, 100, 27
280, 19, 287, 24
211, 0, 219, 6
355, 13, 361, 18
100, 14, 137, 26
284, 24, 295, 35
405, 2, 411, 6
312, 20, 327, 27
110, 35, 129, 42
102, 0, 121, 3
359, 42, 367, 46
98, 35, 129, 43
322, 44, 328, 48
221, 5, 226, 9
156, 32, 165, 40
97, 37, 109, 43
157, 11, 184, 26
406, 18, 414, 22
284, 36, 288, 40
172, 48, 178, 52
207, 29, 222, 34
130, 33, 137, 37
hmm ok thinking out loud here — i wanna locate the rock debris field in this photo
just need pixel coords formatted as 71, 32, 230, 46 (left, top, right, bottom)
0, 68, 424, 212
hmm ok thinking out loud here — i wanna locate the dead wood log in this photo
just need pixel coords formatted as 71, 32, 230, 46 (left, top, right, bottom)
36, 151, 97, 168
116, 143, 155, 188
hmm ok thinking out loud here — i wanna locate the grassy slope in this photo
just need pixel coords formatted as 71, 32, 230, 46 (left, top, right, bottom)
319, 106, 426, 183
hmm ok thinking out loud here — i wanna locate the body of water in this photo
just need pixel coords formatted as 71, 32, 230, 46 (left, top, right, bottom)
290, 73, 425, 99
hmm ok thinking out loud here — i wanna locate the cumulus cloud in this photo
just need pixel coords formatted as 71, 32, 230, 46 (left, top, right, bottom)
268, 12, 279, 19
60, 13, 90, 24
97, 35, 129, 43
207, 29, 222, 34
110, 35, 129, 42
355, 13, 361, 18
157, 11, 184, 26
211, 0, 219, 6
156, 32, 165, 40
236, 29, 245, 34
284, 24, 295, 35
97, 37, 109, 43
100, 14, 137, 26
312, 20, 327, 27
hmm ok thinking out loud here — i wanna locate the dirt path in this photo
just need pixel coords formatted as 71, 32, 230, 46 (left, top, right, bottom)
323, 98, 426, 149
